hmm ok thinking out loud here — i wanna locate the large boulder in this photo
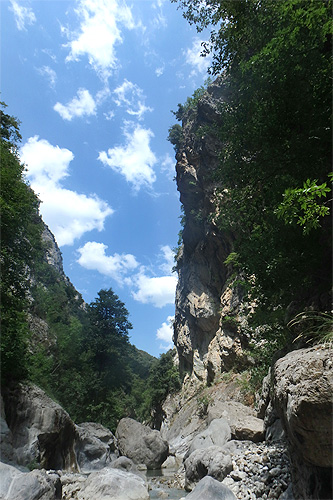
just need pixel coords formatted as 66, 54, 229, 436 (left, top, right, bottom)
75, 422, 117, 471
76, 467, 149, 500
115, 418, 168, 469
187, 418, 231, 457
184, 445, 233, 491
0, 395, 14, 464
0, 461, 61, 500
208, 401, 264, 443
272, 345, 333, 499
3, 383, 78, 471
184, 475, 236, 500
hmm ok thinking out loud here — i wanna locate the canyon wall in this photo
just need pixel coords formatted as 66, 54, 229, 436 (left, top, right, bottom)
173, 79, 250, 384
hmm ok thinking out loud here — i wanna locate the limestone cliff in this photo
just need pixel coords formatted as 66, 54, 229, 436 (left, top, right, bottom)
173, 78, 250, 384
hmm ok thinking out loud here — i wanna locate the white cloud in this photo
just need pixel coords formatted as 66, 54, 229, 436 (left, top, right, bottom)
98, 122, 157, 191
157, 315, 174, 350
113, 79, 152, 120
184, 38, 211, 76
159, 245, 175, 274
64, 0, 137, 79
155, 66, 165, 77
54, 88, 96, 121
131, 272, 177, 308
20, 136, 113, 246
77, 241, 139, 283
37, 66, 57, 89
9, 0, 36, 31
161, 153, 175, 180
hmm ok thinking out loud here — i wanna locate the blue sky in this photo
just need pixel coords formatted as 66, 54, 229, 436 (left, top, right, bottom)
1, 0, 212, 357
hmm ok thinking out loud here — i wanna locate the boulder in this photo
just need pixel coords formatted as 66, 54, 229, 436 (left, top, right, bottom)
3, 383, 78, 471
110, 456, 139, 474
187, 418, 231, 457
184, 445, 233, 491
75, 422, 117, 471
208, 400, 264, 442
115, 418, 168, 469
0, 395, 14, 463
77, 467, 149, 500
272, 345, 333, 499
184, 475, 236, 500
0, 461, 61, 500
272, 345, 332, 468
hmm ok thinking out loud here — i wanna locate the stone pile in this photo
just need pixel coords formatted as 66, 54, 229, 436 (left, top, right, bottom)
222, 440, 290, 500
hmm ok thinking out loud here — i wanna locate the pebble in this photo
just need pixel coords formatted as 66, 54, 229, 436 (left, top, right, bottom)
221, 440, 291, 500
147, 439, 291, 500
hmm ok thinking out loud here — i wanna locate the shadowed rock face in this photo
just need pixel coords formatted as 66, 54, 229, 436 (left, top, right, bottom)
174, 78, 249, 383
272, 345, 333, 499
3, 383, 78, 471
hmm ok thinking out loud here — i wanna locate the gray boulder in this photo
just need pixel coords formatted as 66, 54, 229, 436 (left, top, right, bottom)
115, 418, 168, 469
3, 383, 78, 471
0, 395, 14, 463
185, 475, 236, 500
208, 401, 264, 442
272, 345, 333, 499
110, 456, 139, 473
0, 461, 61, 500
184, 445, 233, 491
77, 467, 149, 500
187, 418, 231, 457
75, 422, 117, 471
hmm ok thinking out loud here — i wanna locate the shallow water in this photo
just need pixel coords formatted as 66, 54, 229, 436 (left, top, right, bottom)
146, 468, 188, 499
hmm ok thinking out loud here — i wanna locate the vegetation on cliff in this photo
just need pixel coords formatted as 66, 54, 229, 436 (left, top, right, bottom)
171, 0, 332, 330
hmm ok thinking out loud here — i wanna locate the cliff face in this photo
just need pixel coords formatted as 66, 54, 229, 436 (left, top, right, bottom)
174, 79, 249, 384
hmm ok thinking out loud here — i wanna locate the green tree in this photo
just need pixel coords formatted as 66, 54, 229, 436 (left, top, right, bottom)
0, 102, 42, 383
173, 0, 332, 315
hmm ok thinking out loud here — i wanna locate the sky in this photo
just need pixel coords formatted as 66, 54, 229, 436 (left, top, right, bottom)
1, 0, 212, 357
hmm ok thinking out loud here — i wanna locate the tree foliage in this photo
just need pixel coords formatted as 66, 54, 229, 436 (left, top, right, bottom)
173, 0, 332, 316
0, 102, 42, 383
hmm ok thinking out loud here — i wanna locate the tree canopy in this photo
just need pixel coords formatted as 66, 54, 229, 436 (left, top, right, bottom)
0, 102, 42, 382
172, 0, 332, 317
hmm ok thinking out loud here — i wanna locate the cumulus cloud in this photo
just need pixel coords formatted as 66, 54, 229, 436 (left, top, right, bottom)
158, 245, 175, 274
9, 0, 36, 31
184, 38, 211, 76
131, 273, 177, 308
77, 241, 139, 283
20, 136, 112, 246
161, 153, 175, 180
37, 66, 57, 89
98, 122, 157, 191
156, 315, 174, 350
113, 79, 152, 120
54, 88, 96, 121
64, 0, 137, 79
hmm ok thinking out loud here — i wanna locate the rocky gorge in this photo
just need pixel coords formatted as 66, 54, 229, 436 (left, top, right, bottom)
1, 77, 332, 499
1, 339, 332, 499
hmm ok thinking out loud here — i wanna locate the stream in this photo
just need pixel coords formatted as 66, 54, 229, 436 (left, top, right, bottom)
146, 468, 188, 499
